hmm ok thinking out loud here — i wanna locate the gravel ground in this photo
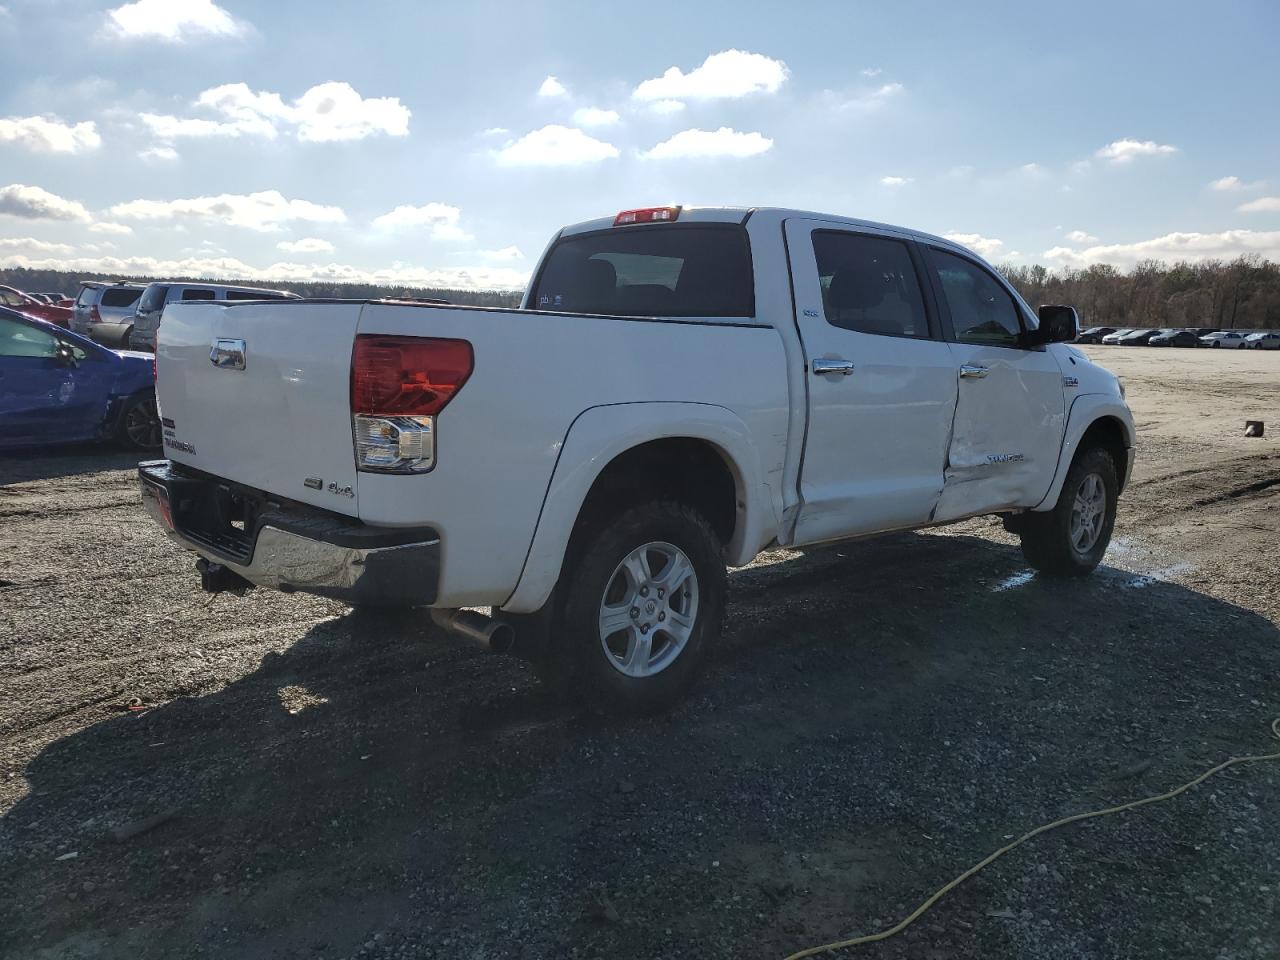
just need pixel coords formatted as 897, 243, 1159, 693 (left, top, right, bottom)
1, 347, 1278, 960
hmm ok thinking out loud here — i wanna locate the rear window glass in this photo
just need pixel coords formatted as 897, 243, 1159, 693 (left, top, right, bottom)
529, 224, 754, 318
226, 290, 288, 301
181, 289, 217, 301
76, 287, 98, 306
101, 288, 142, 308
139, 285, 169, 312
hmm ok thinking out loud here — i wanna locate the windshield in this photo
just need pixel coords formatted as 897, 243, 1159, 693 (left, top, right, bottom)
529, 224, 754, 318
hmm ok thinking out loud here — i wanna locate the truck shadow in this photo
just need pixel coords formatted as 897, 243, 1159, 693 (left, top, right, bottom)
4, 531, 1278, 959
0, 445, 141, 485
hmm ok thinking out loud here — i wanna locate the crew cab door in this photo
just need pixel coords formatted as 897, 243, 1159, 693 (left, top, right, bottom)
783, 219, 959, 544
919, 245, 1066, 520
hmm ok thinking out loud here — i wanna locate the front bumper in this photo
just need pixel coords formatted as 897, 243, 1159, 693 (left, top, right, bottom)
139, 460, 440, 607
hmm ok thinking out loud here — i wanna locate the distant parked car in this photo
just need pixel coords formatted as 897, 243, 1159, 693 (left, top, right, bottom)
1116, 329, 1159, 346
1245, 331, 1280, 350
1149, 329, 1200, 348
0, 307, 160, 451
36, 292, 74, 307
1075, 326, 1116, 344
1100, 328, 1137, 345
1192, 328, 1219, 338
71, 281, 147, 347
128, 281, 300, 352
1200, 331, 1249, 349
0, 284, 75, 328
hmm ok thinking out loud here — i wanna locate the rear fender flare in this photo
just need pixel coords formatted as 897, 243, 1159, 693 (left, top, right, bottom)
501, 402, 777, 614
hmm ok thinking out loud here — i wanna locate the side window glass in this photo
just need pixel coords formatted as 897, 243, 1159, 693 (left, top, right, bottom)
928, 249, 1023, 347
812, 232, 930, 338
182, 289, 217, 301
0, 317, 59, 358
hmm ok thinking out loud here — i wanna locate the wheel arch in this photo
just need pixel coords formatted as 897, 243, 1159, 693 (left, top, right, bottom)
1032, 396, 1135, 511
501, 402, 779, 614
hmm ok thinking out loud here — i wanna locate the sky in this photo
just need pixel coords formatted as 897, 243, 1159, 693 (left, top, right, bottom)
0, 0, 1277, 290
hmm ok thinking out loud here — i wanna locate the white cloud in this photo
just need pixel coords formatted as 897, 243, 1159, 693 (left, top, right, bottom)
107, 190, 346, 232
1094, 138, 1178, 164
633, 50, 788, 101
88, 221, 133, 235
276, 237, 335, 254
1238, 197, 1280, 214
495, 125, 619, 166
474, 245, 523, 261
0, 237, 75, 254
642, 127, 772, 160
571, 107, 620, 127
822, 82, 904, 111
648, 99, 686, 115
0, 252, 531, 292
106, 0, 246, 41
944, 232, 1008, 260
0, 116, 100, 154
1044, 229, 1280, 266
139, 144, 179, 162
0, 183, 91, 222
538, 76, 567, 98
141, 82, 410, 144
372, 202, 471, 241
1064, 229, 1097, 243
1209, 176, 1243, 192
482, 127, 509, 136
860, 67, 883, 77
880, 175, 911, 186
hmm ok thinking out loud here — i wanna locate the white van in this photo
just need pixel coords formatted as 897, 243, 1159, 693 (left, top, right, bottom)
128, 282, 299, 352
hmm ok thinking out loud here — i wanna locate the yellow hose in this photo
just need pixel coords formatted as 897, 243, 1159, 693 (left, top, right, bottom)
784, 718, 1280, 960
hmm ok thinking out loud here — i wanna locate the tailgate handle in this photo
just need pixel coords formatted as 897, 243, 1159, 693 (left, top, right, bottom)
210, 338, 247, 371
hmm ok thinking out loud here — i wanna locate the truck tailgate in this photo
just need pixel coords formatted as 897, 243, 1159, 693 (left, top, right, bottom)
156, 300, 362, 517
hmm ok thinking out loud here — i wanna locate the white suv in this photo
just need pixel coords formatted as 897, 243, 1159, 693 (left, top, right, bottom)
128, 282, 299, 351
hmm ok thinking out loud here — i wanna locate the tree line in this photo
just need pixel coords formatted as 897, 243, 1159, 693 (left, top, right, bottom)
5, 256, 1280, 329
998, 256, 1280, 330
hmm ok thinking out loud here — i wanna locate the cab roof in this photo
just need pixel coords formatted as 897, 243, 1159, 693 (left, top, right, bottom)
558, 206, 975, 260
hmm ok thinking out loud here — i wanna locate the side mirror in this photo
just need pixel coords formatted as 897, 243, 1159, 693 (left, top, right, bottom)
55, 342, 79, 368
1027, 304, 1079, 346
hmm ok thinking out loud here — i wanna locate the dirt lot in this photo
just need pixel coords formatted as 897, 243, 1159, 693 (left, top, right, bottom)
2, 346, 1278, 960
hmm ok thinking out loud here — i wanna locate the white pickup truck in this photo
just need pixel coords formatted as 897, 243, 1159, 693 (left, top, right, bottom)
139, 206, 1134, 712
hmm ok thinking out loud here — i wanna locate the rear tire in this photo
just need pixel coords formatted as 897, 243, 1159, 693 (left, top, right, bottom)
552, 501, 726, 715
1019, 446, 1118, 577
117, 393, 162, 450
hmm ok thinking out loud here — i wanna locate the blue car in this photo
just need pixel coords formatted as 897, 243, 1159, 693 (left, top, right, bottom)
0, 306, 161, 451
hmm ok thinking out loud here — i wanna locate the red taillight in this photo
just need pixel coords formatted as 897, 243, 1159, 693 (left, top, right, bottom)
351, 335, 473, 416
89, 305, 102, 324
614, 205, 681, 226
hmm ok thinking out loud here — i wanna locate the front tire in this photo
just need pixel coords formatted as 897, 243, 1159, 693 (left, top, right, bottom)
1019, 447, 1118, 576
554, 501, 726, 715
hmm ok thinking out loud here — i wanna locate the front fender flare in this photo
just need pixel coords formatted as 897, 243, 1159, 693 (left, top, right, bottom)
1032, 393, 1135, 511
500, 402, 778, 614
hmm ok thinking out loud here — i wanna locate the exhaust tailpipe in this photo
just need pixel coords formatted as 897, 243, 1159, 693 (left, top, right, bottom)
430, 608, 516, 654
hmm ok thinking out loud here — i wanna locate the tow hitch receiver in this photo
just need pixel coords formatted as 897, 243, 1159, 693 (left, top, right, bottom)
196, 557, 254, 596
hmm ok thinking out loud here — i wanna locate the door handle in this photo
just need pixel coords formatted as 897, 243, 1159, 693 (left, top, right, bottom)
959, 363, 989, 379
811, 358, 855, 376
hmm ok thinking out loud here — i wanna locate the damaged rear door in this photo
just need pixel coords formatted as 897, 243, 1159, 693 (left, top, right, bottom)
921, 245, 1066, 522
784, 219, 958, 544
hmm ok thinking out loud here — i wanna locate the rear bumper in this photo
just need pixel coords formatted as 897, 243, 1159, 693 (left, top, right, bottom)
138, 460, 440, 607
